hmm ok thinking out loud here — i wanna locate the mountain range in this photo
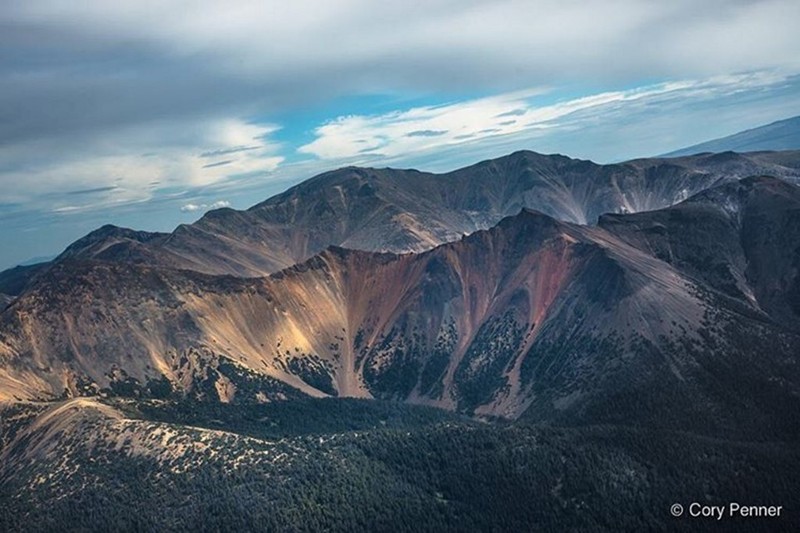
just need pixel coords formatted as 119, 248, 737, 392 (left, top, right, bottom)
2, 150, 800, 422
3, 149, 800, 292
3, 147, 800, 530
665, 115, 800, 156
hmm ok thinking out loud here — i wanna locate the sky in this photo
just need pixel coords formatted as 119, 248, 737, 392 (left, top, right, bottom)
2, 0, 800, 270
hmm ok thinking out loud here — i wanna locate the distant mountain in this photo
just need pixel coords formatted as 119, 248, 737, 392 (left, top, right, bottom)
17, 254, 56, 267
664, 115, 800, 156
0, 262, 48, 299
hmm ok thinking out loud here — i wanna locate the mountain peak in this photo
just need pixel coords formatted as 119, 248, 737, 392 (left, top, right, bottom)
496, 207, 565, 231
57, 225, 165, 260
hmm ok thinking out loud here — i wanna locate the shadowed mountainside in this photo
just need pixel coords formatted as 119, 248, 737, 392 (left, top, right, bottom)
600, 175, 800, 330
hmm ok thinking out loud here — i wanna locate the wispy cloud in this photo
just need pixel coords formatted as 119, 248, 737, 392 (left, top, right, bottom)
180, 200, 231, 213
298, 72, 791, 163
202, 160, 234, 169
200, 146, 260, 158
3, 1, 799, 158
406, 130, 448, 138
0, 118, 283, 216
63, 186, 119, 196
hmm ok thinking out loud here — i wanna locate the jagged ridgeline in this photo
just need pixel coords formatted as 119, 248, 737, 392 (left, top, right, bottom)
3, 150, 798, 285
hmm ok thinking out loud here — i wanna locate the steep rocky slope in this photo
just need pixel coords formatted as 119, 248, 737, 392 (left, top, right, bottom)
600, 175, 800, 331
3, 179, 800, 436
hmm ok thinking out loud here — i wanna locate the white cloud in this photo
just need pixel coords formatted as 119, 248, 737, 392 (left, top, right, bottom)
298, 72, 791, 162
9, 1, 800, 84
180, 200, 231, 213
0, 118, 282, 215
3, 1, 799, 157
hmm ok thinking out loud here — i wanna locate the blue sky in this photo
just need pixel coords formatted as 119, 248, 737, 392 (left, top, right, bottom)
2, 0, 800, 270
